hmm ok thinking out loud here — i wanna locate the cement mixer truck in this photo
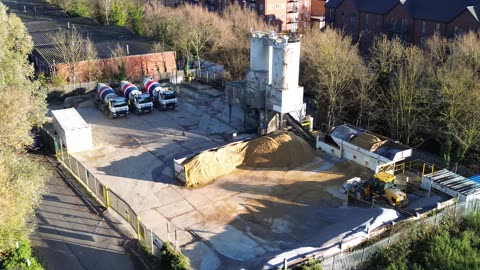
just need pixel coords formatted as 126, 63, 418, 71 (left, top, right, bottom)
95, 83, 129, 118
120, 81, 154, 114
143, 78, 177, 110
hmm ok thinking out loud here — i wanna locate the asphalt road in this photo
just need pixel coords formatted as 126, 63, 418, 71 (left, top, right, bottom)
30, 156, 141, 270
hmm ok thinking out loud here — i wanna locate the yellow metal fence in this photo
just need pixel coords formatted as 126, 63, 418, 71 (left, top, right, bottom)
53, 136, 169, 258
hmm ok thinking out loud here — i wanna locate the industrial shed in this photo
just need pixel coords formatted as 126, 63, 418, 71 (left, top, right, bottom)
422, 169, 480, 202
3, 0, 177, 82
317, 124, 412, 172
52, 108, 93, 153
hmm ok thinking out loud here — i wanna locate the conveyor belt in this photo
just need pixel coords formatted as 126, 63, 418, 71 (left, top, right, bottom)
285, 113, 316, 147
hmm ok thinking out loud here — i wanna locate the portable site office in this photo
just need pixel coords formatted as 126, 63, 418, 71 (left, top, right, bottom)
51, 108, 93, 153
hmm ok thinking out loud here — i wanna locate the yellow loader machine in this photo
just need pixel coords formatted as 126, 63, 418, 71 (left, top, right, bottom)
343, 172, 408, 207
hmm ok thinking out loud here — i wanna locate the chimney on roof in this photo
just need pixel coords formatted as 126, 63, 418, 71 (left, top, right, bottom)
68, 21, 70, 29
126, 45, 130, 55
23, 5, 26, 12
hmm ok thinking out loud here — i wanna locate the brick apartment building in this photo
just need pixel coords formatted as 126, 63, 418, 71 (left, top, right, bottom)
193, 0, 312, 31
311, 0, 327, 28
325, 0, 480, 47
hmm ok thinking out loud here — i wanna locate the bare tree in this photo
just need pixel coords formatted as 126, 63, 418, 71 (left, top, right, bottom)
301, 28, 364, 130
100, 0, 113, 25
436, 32, 480, 168
353, 66, 376, 128
369, 37, 434, 146
50, 28, 97, 84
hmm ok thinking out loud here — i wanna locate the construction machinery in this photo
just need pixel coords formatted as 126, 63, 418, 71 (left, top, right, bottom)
120, 81, 153, 114
343, 172, 408, 207
95, 83, 129, 118
143, 78, 177, 110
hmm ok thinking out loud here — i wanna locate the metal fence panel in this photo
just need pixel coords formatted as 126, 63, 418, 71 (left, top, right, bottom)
319, 200, 479, 270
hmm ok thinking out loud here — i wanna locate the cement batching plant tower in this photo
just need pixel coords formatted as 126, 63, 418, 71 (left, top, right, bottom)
226, 31, 307, 135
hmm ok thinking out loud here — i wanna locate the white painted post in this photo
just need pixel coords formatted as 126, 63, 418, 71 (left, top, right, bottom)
150, 228, 154, 254
167, 223, 171, 242
175, 229, 178, 250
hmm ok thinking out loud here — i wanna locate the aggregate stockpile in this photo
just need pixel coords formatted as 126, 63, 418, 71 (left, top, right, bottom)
174, 132, 316, 187
143, 78, 177, 110
95, 83, 129, 118
120, 81, 153, 114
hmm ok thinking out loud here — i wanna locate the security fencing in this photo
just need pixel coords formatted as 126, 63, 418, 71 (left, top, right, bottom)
41, 129, 189, 262
289, 199, 480, 270
187, 69, 225, 89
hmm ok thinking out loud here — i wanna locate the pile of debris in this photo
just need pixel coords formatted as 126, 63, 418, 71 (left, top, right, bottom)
184, 132, 315, 187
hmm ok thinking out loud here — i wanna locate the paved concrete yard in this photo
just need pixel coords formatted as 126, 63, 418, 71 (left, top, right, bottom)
71, 87, 379, 269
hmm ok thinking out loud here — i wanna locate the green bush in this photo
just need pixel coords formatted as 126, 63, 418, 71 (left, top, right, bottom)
160, 242, 191, 270
364, 213, 480, 270
291, 259, 323, 270
111, 3, 127, 26
0, 239, 44, 270
127, 3, 143, 35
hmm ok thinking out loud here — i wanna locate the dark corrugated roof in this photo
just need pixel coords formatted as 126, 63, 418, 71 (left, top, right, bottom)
2, 0, 158, 65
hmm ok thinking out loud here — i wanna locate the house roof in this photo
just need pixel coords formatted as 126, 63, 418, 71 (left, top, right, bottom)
325, 0, 400, 13
403, 0, 480, 22
2, 0, 159, 65
325, 0, 344, 8
354, 0, 401, 14
467, 4, 480, 22
325, 0, 480, 23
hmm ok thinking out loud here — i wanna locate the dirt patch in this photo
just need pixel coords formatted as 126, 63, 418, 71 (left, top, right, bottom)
184, 132, 315, 187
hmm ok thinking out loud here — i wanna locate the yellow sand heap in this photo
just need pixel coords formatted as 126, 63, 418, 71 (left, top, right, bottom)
184, 132, 315, 187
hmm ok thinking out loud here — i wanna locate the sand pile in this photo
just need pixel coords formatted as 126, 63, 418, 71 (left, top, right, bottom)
183, 132, 315, 187
184, 143, 244, 187
242, 132, 315, 169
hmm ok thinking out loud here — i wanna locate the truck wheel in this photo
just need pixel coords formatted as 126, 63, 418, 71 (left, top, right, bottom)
355, 190, 364, 200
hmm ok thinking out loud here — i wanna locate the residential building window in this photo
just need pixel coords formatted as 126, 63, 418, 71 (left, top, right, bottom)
282, 14, 285, 19
435, 23, 440, 35
329, 8, 335, 20
260, 3, 263, 10
401, 18, 408, 26
365, 13, 369, 31
275, 3, 279, 8
391, 17, 397, 31
421, 21, 426, 34
350, 15, 356, 34
376, 14, 381, 29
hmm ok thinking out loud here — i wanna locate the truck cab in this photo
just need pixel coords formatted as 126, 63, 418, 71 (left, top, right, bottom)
108, 97, 129, 118
129, 93, 153, 114
158, 90, 177, 110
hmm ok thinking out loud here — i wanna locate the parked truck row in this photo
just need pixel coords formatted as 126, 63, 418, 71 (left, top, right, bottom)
95, 79, 177, 118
